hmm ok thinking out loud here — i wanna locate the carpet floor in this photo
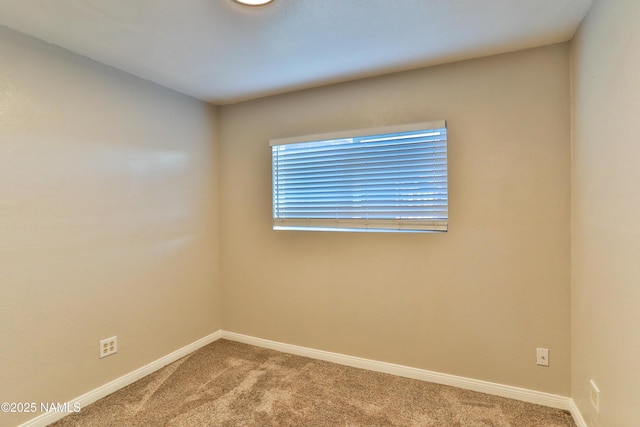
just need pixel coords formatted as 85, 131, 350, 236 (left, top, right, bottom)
51, 339, 576, 426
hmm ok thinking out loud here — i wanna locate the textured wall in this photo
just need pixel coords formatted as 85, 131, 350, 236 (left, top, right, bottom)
571, 0, 640, 425
220, 44, 571, 395
0, 26, 221, 427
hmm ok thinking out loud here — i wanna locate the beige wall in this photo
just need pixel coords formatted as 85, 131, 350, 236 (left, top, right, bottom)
220, 44, 572, 395
0, 26, 221, 427
571, 0, 640, 425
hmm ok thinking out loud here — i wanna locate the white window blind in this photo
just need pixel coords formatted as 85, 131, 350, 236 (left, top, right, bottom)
271, 120, 448, 233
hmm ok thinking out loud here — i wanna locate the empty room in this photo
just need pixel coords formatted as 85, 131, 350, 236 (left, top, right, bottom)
0, 0, 638, 426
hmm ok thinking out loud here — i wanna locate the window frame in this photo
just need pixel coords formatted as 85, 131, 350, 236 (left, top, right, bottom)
270, 120, 448, 233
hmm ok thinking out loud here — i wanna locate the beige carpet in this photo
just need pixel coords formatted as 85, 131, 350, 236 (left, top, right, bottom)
52, 340, 576, 426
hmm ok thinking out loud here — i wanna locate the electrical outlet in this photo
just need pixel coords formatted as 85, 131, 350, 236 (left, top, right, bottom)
99, 336, 117, 358
536, 348, 549, 366
590, 379, 600, 413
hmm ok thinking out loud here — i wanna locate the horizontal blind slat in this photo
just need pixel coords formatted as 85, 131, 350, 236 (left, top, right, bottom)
275, 144, 447, 163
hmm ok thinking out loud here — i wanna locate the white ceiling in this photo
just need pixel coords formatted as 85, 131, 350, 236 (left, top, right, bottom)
0, 0, 594, 105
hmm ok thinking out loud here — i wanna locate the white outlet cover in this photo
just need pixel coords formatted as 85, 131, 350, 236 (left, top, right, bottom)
536, 348, 549, 366
99, 336, 118, 359
590, 379, 600, 412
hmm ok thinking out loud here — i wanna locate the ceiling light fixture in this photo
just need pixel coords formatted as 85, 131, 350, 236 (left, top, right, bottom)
232, 0, 274, 5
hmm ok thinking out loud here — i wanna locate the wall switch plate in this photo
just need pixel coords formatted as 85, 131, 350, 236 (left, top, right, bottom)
590, 379, 600, 413
536, 348, 549, 366
100, 336, 117, 358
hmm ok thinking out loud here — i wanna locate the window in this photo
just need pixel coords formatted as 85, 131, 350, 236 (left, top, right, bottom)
271, 120, 448, 233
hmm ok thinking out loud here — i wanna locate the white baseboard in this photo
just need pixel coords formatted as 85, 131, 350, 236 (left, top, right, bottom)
569, 399, 588, 427
18, 330, 223, 427
222, 331, 573, 411
18, 329, 587, 427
